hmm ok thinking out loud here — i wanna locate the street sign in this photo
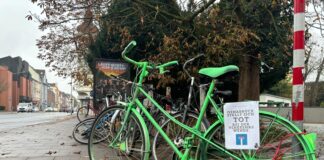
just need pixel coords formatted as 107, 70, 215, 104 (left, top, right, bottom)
224, 101, 260, 150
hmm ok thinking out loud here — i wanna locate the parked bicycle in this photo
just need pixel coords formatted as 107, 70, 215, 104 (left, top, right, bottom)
73, 93, 121, 144
72, 118, 95, 144
76, 92, 121, 122
88, 41, 316, 160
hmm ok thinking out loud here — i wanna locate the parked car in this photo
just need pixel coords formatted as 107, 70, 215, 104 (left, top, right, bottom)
53, 108, 59, 112
32, 106, 40, 112
44, 107, 54, 112
17, 103, 33, 112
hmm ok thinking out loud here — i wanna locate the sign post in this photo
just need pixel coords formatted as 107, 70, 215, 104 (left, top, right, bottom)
224, 101, 260, 150
292, 0, 305, 157
292, 0, 305, 129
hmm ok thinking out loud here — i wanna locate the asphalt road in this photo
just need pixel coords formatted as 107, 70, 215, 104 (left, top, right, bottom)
0, 112, 73, 131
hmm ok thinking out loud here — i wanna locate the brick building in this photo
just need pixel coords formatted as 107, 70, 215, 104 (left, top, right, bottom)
0, 56, 35, 111
0, 56, 32, 106
0, 56, 68, 112
0, 66, 13, 111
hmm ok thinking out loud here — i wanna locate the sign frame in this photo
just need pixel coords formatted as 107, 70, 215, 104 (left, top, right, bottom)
93, 59, 130, 106
224, 101, 260, 150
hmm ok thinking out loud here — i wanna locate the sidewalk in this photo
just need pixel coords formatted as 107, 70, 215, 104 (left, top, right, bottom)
0, 116, 323, 159
0, 116, 88, 160
0, 111, 17, 114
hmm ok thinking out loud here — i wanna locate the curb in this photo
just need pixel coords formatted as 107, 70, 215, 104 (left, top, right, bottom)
26, 115, 78, 127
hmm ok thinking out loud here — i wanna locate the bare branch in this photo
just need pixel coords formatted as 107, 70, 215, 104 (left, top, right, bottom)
312, 0, 324, 37
187, 0, 217, 22
132, 0, 184, 21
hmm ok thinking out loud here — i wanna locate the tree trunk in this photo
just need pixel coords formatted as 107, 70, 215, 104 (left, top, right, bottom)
238, 56, 260, 101
304, 46, 312, 81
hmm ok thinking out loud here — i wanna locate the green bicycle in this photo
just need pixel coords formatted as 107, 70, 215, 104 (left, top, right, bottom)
88, 41, 316, 160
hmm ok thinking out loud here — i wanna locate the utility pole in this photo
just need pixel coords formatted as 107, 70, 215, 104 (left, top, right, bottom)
70, 76, 73, 115
292, 0, 305, 158
292, 0, 305, 130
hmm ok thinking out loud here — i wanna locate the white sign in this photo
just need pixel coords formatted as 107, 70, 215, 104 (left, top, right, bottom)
224, 101, 260, 150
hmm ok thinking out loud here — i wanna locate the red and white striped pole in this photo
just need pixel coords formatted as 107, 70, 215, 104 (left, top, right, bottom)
293, 0, 305, 129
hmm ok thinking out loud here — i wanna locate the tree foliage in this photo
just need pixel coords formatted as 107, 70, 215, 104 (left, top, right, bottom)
267, 75, 292, 98
28, 0, 109, 84
86, 0, 293, 99
30, 0, 294, 100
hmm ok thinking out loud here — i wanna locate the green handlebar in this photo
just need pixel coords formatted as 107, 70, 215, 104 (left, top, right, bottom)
122, 41, 139, 65
156, 61, 178, 74
157, 61, 178, 68
121, 41, 178, 73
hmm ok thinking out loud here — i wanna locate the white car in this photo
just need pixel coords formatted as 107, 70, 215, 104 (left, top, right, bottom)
17, 103, 33, 112
44, 107, 54, 112
32, 106, 40, 112
53, 108, 59, 112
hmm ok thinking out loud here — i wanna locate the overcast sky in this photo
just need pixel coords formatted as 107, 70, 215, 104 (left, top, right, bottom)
0, 0, 72, 94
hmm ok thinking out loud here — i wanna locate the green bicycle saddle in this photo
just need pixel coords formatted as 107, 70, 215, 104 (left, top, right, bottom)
198, 65, 239, 78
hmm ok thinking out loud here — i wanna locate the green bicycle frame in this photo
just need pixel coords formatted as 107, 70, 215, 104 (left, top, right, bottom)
109, 41, 316, 160
111, 62, 316, 159
111, 61, 242, 159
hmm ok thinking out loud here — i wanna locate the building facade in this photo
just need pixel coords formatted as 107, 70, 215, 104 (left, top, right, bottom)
0, 56, 32, 111
0, 66, 13, 111
49, 83, 60, 111
29, 66, 42, 108
47, 89, 55, 108
36, 70, 48, 110
59, 92, 71, 112
0, 56, 75, 112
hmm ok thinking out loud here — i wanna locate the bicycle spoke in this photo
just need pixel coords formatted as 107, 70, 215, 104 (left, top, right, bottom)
89, 106, 148, 160
200, 113, 314, 160
152, 112, 208, 160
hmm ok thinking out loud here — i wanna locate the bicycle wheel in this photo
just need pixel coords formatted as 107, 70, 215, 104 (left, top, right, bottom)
72, 118, 95, 144
77, 107, 90, 122
197, 111, 316, 160
88, 105, 149, 160
152, 111, 209, 160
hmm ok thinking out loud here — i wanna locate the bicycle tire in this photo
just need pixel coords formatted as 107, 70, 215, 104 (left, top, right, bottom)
72, 118, 95, 144
77, 106, 90, 122
197, 111, 316, 160
88, 105, 149, 160
152, 111, 209, 160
